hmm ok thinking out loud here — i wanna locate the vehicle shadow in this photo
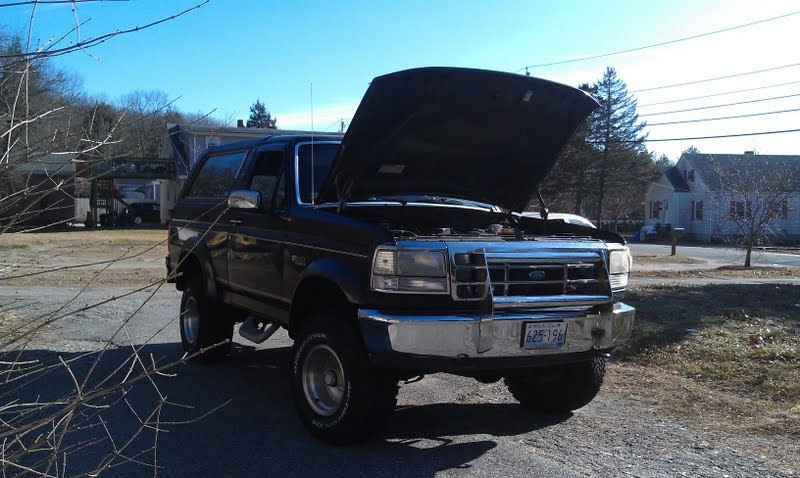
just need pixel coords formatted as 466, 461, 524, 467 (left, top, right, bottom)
4, 342, 566, 478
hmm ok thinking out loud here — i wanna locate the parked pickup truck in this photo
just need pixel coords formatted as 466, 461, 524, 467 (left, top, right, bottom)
166, 67, 635, 444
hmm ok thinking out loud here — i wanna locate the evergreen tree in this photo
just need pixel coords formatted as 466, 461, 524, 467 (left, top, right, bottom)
585, 67, 648, 221
246, 99, 277, 128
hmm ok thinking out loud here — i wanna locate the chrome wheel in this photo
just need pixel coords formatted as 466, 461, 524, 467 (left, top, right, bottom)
182, 296, 199, 345
133, 216, 143, 225
301, 344, 346, 416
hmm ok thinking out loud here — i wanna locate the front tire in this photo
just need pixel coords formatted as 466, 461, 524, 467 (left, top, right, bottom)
290, 314, 398, 444
504, 358, 606, 413
179, 276, 233, 363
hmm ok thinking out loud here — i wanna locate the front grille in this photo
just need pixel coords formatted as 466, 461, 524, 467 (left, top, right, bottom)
487, 259, 604, 297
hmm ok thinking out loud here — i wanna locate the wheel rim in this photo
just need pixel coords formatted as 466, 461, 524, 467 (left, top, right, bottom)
182, 296, 199, 345
134, 216, 143, 224
301, 344, 346, 416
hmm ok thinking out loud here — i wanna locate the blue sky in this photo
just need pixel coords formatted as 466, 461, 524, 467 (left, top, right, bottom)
5, 0, 800, 159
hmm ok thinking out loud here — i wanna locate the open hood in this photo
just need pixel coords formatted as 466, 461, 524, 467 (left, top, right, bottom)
317, 67, 599, 212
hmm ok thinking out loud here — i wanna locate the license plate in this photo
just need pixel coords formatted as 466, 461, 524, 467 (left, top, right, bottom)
521, 321, 567, 350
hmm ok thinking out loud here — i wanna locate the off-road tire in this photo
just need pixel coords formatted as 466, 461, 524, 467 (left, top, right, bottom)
504, 358, 606, 413
179, 276, 233, 363
290, 313, 398, 444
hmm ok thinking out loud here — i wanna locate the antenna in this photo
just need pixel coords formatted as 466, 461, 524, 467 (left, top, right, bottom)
310, 82, 315, 205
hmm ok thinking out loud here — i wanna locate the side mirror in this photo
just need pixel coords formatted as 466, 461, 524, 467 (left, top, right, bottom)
228, 190, 261, 209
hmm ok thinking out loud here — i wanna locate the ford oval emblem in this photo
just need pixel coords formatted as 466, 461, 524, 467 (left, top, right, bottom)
529, 270, 546, 280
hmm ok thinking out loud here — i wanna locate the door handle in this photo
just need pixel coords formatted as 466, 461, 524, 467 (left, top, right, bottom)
230, 219, 242, 226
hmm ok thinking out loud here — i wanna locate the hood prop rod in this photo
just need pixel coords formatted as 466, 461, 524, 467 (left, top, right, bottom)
537, 188, 549, 236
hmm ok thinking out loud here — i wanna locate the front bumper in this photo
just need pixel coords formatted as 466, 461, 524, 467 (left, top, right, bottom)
359, 303, 634, 367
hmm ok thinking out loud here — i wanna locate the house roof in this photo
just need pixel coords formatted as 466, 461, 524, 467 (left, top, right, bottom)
683, 153, 800, 191
7, 153, 76, 175
664, 166, 690, 192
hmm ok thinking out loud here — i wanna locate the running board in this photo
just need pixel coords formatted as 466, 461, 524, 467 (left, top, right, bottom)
238, 315, 280, 344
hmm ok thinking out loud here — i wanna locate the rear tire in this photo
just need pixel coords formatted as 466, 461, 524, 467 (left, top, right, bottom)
504, 358, 606, 413
290, 313, 398, 444
179, 276, 233, 363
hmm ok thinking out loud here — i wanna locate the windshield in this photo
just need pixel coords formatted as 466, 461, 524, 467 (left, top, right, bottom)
296, 142, 339, 204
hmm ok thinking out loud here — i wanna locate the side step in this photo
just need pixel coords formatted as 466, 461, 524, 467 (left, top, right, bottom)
238, 315, 281, 344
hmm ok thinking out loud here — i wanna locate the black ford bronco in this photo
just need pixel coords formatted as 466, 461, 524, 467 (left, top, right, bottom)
166, 67, 635, 444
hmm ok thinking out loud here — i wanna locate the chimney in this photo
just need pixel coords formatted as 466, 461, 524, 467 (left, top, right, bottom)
237, 119, 245, 128
744, 150, 755, 155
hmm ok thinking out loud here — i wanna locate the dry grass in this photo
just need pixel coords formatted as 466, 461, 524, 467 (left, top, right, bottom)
0, 228, 165, 248
620, 284, 800, 411
606, 364, 800, 438
633, 266, 800, 279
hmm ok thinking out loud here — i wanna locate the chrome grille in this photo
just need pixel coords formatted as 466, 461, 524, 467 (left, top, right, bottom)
487, 258, 604, 298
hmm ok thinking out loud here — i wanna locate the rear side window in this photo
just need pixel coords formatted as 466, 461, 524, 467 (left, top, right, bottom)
186, 151, 247, 198
297, 143, 339, 204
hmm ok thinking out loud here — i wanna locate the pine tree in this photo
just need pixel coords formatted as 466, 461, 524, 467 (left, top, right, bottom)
246, 99, 277, 128
585, 67, 648, 221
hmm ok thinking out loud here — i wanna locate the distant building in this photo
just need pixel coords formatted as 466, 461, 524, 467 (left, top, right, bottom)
644, 152, 800, 242
2, 153, 76, 229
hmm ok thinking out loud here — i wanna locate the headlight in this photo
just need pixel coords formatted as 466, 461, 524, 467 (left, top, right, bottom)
608, 249, 632, 292
609, 250, 631, 275
371, 247, 449, 293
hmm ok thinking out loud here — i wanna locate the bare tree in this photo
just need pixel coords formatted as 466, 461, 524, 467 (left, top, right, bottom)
709, 155, 800, 267
0, 2, 241, 477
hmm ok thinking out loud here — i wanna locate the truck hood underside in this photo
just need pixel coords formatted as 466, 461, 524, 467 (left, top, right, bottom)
317, 67, 599, 212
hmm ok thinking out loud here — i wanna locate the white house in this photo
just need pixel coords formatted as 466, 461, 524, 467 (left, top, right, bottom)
644, 152, 800, 242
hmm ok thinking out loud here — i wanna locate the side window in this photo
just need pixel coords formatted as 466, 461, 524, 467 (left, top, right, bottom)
249, 150, 285, 209
186, 151, 247, 198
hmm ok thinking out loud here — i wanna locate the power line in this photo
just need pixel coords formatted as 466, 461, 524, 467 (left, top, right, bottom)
630, 128, 800, 143
646, 107, 800, 126
632, 62, 800, 93
516, 9, 800, 71
639, 92, 800, 116
638, 80, 800, 107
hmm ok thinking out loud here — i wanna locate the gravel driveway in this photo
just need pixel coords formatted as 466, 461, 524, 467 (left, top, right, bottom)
2, 284, 797, 478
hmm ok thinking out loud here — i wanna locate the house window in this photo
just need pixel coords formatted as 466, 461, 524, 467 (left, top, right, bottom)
690, 200, 694, 220
696, 200, 703, 220
730, 201, 752, 219
650, 200, 663, 219
769, 200, 789, 220
688, 169, 695, 182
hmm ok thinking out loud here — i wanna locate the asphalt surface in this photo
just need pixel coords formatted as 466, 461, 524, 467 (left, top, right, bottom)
629, 243, 800, 268
2, 285, 797, 478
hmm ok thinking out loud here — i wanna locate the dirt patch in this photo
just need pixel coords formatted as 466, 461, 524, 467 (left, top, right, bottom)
0, 266, 166, 287
1, 229, 167, 286
621, 284, 800, 411
633, 266, 800, 279
632, 253, 706, 265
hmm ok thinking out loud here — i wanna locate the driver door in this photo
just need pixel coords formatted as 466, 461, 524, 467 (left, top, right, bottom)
227, 144, 290, 303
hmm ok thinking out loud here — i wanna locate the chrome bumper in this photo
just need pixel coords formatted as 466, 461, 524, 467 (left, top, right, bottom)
358, 303, 635, 359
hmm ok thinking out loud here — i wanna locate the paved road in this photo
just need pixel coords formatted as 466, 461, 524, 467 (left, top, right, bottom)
629, 243, 800, 268
2, 285, 796, 478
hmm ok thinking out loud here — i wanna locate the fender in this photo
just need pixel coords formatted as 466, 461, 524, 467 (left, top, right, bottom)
292, 257, 366, 306
179, 236, 219, 299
